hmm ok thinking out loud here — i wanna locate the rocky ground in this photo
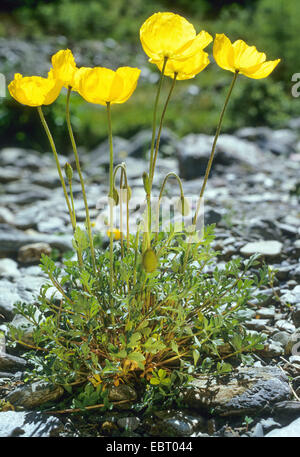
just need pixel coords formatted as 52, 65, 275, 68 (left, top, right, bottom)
0, 119, 299, 437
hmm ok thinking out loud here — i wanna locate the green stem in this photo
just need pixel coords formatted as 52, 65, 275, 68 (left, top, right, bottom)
183, 71, 239, 269
192, 71, 239, 226
146, 57, 168, 239
106, 102, 114, 300
155, 171, 184, 239
37, 106, 75, 231
149, 72, 177, 188
66, 87, 96, 274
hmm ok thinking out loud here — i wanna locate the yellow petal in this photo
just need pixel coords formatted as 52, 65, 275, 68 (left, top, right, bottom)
156, 51, 210, 80
115, 67, 141, 103
232, 40, 266, 70
43, 78, 64, 105
107, 228, 121, 240
51, 49, 77, 87
175, 30, 213, 60
8, 73, 61, 107
78, 67, 124, 105
240, 58, 281, 79
71, 66, 92, 92
213, 34, 235, 72
140, 12, 196, 61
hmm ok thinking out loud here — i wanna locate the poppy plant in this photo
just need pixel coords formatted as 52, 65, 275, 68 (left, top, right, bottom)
213, 34, 280, 79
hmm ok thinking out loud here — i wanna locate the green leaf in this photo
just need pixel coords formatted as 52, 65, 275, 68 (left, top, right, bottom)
128, 352, 145, 369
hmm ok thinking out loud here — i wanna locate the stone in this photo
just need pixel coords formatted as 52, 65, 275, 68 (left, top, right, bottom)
275, 319, 296, 333
0, 224, 72, 256
0, 259, 20, 277
108, 384, 137, 403
271, 331, 290, 351
292, 304, 300, 328
0, 411, 63, 437
256, 307, 276, 319
6, 381, 64, 409
240, 240, 283, 258
181, 366, 291, 416
289, 355, 300, 365
0, 352, 27, 373
259, 417, 282, 433
272, 401, 300, 416
0, 207, 15, 225
265, 418, 300, 437
0, 278, 37, 320
281, 286, 300, 305
258, 342, 284, 358
17, 242, 51, 263
117, 416, 141, 432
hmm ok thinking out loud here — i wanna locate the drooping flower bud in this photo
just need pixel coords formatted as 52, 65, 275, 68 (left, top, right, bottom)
64, 162, 73, 181
142, 249, 158, 273
143, 172, 150, 194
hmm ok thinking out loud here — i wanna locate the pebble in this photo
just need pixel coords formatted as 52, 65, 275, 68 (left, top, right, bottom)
18, 242, 52, 263
0, 411, 64, 437
5, 381, 64, 409
265, 418, 300, 437
240, 240, 283, 258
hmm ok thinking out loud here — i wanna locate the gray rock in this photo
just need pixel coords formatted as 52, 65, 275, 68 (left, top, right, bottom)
275, 319, 296, 333
271, 331, 290, 351
252, 423, 264, 437
6, 381, 64, 409
0, 352, 27, 373
0, 207, 15, 225
0, 224, 72, 256
0, 278, 37, 320
281, 285, 300, 305
256, 307, 276, 319
289, 355, 300, 365
245, 319, 270, 331
240, 240, 283, 258
0, 259, 20, 277
292, 304, 300, 328
0, 411, 63, 437
258, 342, 284, 358
265, 418, 300, 437
182, 366, 291, 416
108, 384, 137, 403
117, 416, 141, 432
0, 167, 22, 183
259, 417, 282, 433
18, 242, 51, 263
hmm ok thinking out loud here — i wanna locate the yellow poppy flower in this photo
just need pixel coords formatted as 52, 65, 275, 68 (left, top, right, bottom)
155, 50, 210, 80
140, 12, 212, 64
107, 227, 122, 240
50, 49, 77, 88
8, 72, 63, 107
77, 66, 141, 105
213, 34, 280, 79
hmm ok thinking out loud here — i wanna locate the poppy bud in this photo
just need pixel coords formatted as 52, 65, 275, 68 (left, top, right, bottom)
142, 248, 158, 273
112, 187, 119, 206
143, 172, 150, 194
64, 162, 73, 181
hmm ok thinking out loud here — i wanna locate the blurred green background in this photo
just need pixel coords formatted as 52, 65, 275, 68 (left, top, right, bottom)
0, 0, 298, 153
